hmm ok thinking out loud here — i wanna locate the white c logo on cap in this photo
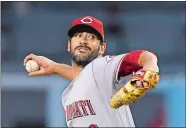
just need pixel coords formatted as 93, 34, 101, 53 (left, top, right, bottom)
81, 17, 93, 24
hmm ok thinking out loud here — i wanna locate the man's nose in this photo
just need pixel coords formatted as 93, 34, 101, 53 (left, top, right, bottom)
79, 35, 88, 45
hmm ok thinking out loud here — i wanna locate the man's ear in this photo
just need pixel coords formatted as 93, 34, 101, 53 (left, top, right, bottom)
67, 40, 71, 52
99, 42, 106, 55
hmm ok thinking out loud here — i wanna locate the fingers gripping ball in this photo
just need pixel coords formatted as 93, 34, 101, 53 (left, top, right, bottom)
25, 60, 40, 73
110, 69, 160, 109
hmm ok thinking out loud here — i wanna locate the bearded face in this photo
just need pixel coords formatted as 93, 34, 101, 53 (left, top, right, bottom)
69, 32, 102, 67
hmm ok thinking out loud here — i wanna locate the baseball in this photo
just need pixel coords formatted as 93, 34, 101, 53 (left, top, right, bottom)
25, 60, 40, 73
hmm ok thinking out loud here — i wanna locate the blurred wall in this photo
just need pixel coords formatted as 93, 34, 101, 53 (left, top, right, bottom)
1, 1, 185, 127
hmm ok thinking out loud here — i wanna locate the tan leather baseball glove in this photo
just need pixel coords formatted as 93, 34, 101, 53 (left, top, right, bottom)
110, 69, 160, 109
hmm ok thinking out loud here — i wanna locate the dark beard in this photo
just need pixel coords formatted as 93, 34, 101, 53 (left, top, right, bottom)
71, 47, 100, 68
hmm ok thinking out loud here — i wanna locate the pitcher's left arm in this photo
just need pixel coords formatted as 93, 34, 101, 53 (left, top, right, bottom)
110, 50, 160, 108
118, 50, 159, 79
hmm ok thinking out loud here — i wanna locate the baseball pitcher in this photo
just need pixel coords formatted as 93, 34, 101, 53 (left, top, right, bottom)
24, 16, 160, 127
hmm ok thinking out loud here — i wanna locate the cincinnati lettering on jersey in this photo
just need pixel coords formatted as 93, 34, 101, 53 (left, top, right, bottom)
66, 100, 96, 121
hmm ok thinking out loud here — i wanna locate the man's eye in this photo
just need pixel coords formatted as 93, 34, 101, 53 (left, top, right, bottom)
74, 34, 81, 37
88, 35, 96, 39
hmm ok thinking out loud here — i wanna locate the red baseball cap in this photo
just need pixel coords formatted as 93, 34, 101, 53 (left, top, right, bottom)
68, 16, 104, 42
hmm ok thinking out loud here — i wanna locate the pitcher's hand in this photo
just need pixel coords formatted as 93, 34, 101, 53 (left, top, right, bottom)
24, 53, 57, 76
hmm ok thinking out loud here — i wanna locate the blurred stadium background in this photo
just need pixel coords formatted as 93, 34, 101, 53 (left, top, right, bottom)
1, 1, 185, 127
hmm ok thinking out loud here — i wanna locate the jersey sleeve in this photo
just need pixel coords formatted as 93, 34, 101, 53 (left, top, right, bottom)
118, 50, 143, 78
91, 54, 128, 96
92, 50, 147, 94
